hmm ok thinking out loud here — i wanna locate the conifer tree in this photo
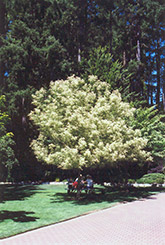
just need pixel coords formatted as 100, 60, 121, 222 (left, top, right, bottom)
0, 0, 6, 90
0, 0, 72, 177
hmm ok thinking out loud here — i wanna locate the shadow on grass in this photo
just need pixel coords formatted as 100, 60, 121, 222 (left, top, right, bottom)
51, 186, 165, 205
0, 210, 39, 222
0, 184, 43, 203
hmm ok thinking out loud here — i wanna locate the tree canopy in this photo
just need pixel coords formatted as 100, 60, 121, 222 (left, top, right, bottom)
29, 76, 152, 169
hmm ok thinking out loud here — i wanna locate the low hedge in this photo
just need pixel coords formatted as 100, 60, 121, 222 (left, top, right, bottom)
136, 173, 165, 185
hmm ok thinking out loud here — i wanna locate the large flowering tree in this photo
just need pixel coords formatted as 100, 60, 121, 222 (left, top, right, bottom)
29, 76, 152, 169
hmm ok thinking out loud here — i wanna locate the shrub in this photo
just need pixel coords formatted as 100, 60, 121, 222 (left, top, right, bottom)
136, 173, 165, 185
55, 177, 60, 182
0, 95, 18, 181
128, 179, 135, 184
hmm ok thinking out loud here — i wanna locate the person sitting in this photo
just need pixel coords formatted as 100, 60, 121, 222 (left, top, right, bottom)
76, 174, 83, 199
86, 175, 93, 192
72, 179, 78, 189
67, 178, 73, 193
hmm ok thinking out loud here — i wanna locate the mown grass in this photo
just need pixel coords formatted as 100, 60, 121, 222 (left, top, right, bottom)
0, 184, 164, 239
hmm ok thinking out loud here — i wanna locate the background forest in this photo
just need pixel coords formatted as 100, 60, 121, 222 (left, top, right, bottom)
0, 0, 164, 182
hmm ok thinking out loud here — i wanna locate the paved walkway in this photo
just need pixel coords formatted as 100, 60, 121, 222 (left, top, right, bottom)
0, 192, 165, 245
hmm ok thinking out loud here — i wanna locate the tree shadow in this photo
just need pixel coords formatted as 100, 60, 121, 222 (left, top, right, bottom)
0, 210, 39, 222
51, 186, 165, 205
0, 184, 44, 203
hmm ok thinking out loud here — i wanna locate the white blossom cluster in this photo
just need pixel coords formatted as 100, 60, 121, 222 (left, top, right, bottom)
29, 75, 152, 169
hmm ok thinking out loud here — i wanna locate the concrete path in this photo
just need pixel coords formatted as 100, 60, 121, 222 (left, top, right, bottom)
0, 192, 165, 245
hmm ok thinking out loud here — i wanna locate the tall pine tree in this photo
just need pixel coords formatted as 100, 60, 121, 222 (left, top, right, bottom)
0, 0, 6, 91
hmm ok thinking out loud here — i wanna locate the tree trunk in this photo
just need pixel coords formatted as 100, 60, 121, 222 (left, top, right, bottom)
163, 83, 165, 111
136, 38, 141, 62
109, 12, 113, 55
123, 50, 126, 66
78, 47, 81, 63
0, 0, 6, 89
77, 0, 87, 63
150, 85, 154, 105
136, 28, 142, 94
156, 39, 160, 108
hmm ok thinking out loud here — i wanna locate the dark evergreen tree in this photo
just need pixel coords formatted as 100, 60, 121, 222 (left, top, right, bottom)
0, 0, 6, 90
0, 0, 73, 180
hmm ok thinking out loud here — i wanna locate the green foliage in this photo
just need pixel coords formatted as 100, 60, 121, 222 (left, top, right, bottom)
81, 46, 131, 99
0, 95, 9, 135
137, 173, 165, 185
29, 75, 152, 169
0, 95, 18, 181
0, 135, 18, 180
131, 106, 165, 162
128, 179, 136, 184
55, 177, 60, 182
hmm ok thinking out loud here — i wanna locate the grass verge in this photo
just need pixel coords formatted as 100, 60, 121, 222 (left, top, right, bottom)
0, 184, 164, 239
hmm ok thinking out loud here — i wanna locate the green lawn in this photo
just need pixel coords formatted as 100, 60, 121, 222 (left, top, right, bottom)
0, 183, 164, 239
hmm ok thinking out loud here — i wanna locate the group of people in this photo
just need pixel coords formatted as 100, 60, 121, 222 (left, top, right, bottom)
67, 174, 94, 194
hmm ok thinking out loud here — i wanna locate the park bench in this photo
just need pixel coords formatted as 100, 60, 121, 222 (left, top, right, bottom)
66, 181, 94, 194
